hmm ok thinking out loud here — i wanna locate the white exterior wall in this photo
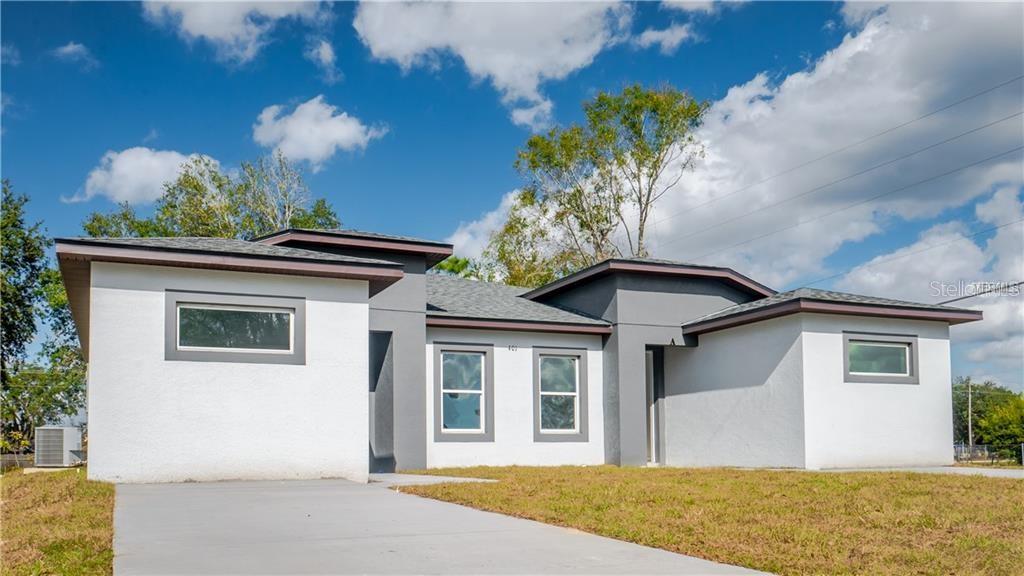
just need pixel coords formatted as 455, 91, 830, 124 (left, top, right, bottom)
425, 328, 605, 467
800, 314, 954, 469
87, 262, 369, 483
663, 315, 807, 468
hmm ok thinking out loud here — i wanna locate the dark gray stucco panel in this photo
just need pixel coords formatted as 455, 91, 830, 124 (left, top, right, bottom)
842, 331, 920, 385
433, 343, 495, 442
532, 347, 589, 442
164, 290, 306, 365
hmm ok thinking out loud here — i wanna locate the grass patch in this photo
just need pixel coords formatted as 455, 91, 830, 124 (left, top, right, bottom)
402, 466, 1024, 576
1, 468, 114, 576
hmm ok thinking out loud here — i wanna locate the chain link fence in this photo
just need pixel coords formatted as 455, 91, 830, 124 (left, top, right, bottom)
954, 443, 1024, 465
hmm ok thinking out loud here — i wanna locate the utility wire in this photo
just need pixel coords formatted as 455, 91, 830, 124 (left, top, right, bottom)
938, 281, 1024, 305
657, 110, 1023, 250
798, 218, 1024, 289
685, 145, 1024, 262
651, 74, 1024, 227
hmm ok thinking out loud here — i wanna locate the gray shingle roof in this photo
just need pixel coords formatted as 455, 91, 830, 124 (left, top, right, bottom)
426, 274, 609, 326
263, 228, 453, 248
57, 237, 402, 267
683, 287, 977, 327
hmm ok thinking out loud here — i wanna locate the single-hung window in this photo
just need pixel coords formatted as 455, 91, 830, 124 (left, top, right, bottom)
441, 351, 485, 432
843, 333, 918, 384
539, 355, 579, 433
533, 348, 588, 442
177, 304, 294, 353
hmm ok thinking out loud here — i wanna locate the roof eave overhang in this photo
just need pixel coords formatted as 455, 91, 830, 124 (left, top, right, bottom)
680, 299, 984, 336
56, 240, 406, 353
523, 260, 776, 301
257, 230, 454, 269
426, 315, 612, 335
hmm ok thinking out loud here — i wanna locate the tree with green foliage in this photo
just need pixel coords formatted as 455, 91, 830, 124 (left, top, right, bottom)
975, 394, 1024, 463
483, 84, 708, 286
433, 256, 474, 277
82, 151, 340, 240
1, 180, 50, 385
951, 376, 1018, 444
1, 181, 86, 450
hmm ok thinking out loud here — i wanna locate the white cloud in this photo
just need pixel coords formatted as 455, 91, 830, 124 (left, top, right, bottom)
640, 2, 1024, 287
447, 191, 520, 259
253, 95, 386, 171
634, 23, 695, 55
142, 1, 327, 63
456, 4, 1023, 285
1, 44, 20, 66
52, 41, 99, 70
71, 147, 200, 204
353, 2, 632, 130
662, 1, 717, 14
306, 38, 341, 84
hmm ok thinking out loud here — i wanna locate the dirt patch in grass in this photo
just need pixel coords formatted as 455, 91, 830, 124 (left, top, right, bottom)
1, 468, 114, 576
402, 466, 1024, 576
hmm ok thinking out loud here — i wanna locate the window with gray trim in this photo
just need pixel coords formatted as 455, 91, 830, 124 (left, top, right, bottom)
433, 344, 494, 442
165, 290, 306, 365
843, 332, 918, 384
533, 348, 588, 442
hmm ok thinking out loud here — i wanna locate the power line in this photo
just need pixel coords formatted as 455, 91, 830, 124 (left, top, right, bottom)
656, 110, 1023, 250
684, 145, 1024, 262
938, 280, 1024, 305
651, 74, 1024, 227
798, 218, 1024, 289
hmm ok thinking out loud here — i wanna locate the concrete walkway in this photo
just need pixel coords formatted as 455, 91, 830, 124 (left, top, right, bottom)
826, 466, 1023, 479
114, 477, 762, 575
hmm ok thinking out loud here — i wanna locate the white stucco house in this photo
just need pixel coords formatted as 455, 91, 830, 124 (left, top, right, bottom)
56, 229, 983, 483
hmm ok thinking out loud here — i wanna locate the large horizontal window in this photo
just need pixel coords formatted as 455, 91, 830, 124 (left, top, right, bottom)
843, 333, 918, 384
534, 348, 589, 442
178, 304, 293, 353
165, 291, 305, 365
847, 341, 909, 376
433, 344, 494, 442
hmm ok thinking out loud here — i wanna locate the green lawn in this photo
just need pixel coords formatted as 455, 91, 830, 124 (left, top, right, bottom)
0, 468, 114, 576
402, 466, 1024, 576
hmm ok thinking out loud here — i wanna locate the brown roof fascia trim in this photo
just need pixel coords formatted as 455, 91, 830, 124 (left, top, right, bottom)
681, 299, 984, 336
55, 242, 405, 284
426, 316, 612, 335
524, 260, 775, 300
258, 230, 454, 258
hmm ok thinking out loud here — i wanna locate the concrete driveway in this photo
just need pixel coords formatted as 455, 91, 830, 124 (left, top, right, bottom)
114, 476, 763, 575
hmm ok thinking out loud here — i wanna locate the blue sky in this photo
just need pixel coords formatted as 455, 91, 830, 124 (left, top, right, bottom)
2, 1, 1022, 389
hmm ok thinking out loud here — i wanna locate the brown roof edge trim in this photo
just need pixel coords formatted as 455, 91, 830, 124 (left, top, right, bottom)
681, 299, 984, 336
426, 316, 612, 335
523, 260, 776, 300
258, 230, 454, 257
55, 242, 405, 283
